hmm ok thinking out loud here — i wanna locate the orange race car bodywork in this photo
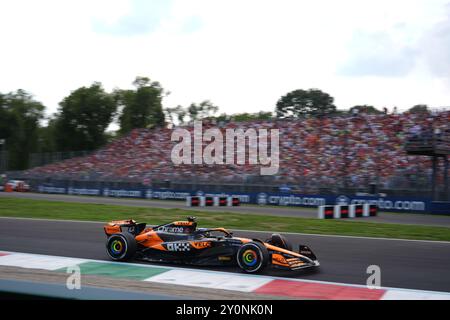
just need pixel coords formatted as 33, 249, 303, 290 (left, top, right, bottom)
103, 217, 319, 273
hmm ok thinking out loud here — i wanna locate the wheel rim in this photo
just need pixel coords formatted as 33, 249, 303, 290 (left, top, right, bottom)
108, 237, 127, 259
242, 249, 258, 267
111, 240, 123, 254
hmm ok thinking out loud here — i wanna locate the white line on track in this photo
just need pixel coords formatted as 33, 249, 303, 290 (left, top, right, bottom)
1, 216, 449, 244
1, 216, 450, 244
1, 249, 450, 296
235, 228, 450, 244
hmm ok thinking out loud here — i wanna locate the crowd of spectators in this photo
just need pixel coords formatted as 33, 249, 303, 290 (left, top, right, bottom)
23, 110, 450, 191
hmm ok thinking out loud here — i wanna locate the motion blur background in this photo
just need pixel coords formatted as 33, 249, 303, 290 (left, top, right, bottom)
1, 0, 449, 211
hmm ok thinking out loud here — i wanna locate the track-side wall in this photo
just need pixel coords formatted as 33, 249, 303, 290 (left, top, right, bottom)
29, 184, 450, 214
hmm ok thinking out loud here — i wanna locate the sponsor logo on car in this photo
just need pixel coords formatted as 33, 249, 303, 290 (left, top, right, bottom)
190, 241, 211, 249
218, 256, 232, 261
166, 242, 190, 252
175, 221, 193, 226
157, 226, 185, 233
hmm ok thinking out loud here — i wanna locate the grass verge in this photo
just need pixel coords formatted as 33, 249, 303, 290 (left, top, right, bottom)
0, 197, 449, 241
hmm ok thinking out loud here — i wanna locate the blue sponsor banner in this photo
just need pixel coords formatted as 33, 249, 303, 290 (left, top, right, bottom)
103, 188, 143, 198
332, 194, 429, 212
35, 184, 438, 213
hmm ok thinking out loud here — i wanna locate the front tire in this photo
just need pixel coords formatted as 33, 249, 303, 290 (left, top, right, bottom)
236, 242, 269, 273
106, 232, 136, 261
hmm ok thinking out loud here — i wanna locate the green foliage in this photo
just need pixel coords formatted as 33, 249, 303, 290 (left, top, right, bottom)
53, 82, 117, 151
349, 105, 383, 115
104, 130, 118, 144
0, 89, 45, 169
408, 104, 429, 114
165, 100, 219, 125
164, 105, 187, 125
275, 88, 337, 118
187, 100, 218, 121
0, 93, 13, 140
36, 118, 57, 153
214, 111, 273, 122
118, 77, 166, 134
166, 104, 272, 125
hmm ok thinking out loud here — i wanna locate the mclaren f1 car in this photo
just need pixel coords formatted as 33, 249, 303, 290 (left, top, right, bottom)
103, 216, 320, 273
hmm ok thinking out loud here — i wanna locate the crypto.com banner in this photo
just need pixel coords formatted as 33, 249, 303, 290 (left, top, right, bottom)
35, 185, 434, 213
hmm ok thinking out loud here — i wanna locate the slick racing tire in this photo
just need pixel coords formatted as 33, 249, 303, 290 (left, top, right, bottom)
237, 242, 269, 273
106, 232, 137, 261
269, 233, 292, 251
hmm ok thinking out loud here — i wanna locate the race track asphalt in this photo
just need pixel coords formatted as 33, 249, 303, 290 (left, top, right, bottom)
1, 192, 450, 227
0, 217, 449, 292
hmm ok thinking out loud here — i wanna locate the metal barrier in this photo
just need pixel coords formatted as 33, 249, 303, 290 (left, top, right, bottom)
186, 196, 240, 207
318, 204, 377, 219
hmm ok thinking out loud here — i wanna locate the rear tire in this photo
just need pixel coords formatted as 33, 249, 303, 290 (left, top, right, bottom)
106, 232, 136, 261
236, 242, 269, 273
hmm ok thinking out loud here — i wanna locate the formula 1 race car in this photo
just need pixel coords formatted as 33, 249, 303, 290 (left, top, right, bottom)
103, 216, 319, 273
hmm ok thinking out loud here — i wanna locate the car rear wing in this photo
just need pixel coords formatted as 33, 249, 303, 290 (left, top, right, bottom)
104, 219, 146, 236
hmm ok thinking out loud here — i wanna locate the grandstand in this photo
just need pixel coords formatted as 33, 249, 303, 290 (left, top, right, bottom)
14, 110, 450, 200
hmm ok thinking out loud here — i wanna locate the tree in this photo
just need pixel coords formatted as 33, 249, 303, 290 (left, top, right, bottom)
165, 100, 219, 124
231, 111, 273, 122
36, 117, 58, 153
187, 100, 219, 121
408, 104, 429, 114
349, 105, 383, 115
53, 82, 117, 151
0, 89, 45, 169
165, 105, 187, 125
214, 111, 273, 122
0, 93, 13, 140
275, 89, 336, 118
118, 76, 166, 134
